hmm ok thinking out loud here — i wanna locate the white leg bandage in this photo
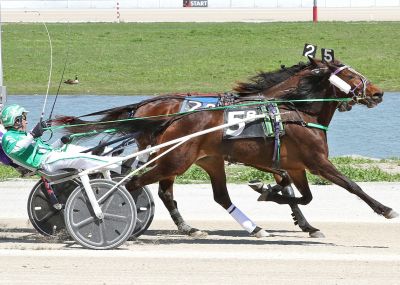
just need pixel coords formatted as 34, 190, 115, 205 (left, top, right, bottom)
227, 204, 257, 233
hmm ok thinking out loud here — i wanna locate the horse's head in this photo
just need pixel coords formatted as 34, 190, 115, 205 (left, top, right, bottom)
308, 58, 384, 109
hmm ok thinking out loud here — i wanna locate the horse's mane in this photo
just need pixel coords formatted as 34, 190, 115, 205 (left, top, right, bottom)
279, 69, 332, 111
233, 62, 311, 96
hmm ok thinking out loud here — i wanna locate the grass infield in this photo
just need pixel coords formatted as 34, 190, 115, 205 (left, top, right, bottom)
2, 22, 400, 95
1, 157, 399, 183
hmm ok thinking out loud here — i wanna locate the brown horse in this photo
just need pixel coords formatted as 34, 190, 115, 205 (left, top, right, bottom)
121, 59, 398, 236
73, 58, 397, 237
55, 62, 331, 237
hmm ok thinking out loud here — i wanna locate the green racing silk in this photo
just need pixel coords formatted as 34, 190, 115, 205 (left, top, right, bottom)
1, 129, 53, 169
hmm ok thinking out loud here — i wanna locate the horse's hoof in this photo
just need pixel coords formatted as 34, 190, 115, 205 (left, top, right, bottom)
248, 180, 264, 191
253, 229, 270, 238
257, 191, 269, 202
384, 210, 399, 219
189, 228, 208, 238
309, 230, 325, 238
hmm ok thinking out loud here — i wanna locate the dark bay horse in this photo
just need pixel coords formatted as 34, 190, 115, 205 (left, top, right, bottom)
55, 62, 331, 237
78, 58, 398, 236
56, 58, 398, 237
124, 59, 397, 232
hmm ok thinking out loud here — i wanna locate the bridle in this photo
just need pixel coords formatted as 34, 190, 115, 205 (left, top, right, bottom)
331, 65, 369, 103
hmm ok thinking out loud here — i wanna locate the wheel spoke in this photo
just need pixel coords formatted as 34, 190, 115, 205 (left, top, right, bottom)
100, 194, 115, 213
103, 213, 128, 222
99, 220, 106, 246
35, 191, 49, 202
36, 209, 58, 222
98, 186, 118, 205
72, 216, 95, 229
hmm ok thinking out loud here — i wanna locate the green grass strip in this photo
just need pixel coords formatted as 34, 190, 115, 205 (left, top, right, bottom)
2, 157, 399, 183
3, 22, 400, 95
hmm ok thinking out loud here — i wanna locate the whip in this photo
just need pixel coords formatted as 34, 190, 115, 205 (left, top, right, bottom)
48, 23, 71, 121
25, 11, 53, 123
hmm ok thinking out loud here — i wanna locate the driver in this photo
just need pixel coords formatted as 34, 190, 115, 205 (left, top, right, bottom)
1, 104, 122, 173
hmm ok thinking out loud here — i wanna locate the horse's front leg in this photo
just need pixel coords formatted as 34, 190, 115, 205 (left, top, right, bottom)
309, 158, 398, 219
158, 178, 207, 237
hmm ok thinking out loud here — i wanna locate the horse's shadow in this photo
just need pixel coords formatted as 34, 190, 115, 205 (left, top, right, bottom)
0, 227, 73, 247
133, 229, 388, 248
132, 229, 334, 247
0, 228, 387, 249
0, 228, 37, 233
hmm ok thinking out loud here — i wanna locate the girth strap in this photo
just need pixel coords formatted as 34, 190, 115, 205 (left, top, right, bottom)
306, 122, 329, 131
283, 120, 329, 131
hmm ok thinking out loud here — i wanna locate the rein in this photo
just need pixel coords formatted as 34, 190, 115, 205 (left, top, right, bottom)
47, 97, 351, 132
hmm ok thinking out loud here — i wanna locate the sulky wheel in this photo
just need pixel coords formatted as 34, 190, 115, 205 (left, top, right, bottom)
112, 176, 155, 238
130, 186, 155, 237
27, 179, 79, 236
64, 179, 136, 250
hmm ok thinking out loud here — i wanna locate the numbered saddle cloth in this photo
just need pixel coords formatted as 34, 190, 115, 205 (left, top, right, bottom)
179, 97, 220, 112
223, 104, 284, 140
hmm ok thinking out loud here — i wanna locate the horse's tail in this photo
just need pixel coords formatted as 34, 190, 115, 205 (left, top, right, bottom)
72, 94, 187, 120
52, 114, 174, 140
51, 102, 142, 135
51, 115, 100, 135
78, 103, 140, 118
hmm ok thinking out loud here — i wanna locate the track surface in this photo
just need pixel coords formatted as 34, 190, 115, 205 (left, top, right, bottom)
0, 181, 399, 284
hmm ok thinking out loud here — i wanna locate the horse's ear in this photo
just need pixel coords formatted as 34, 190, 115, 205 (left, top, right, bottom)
310, 67, 329, 76
308, 56, 318, 66
325, 60, 333, 67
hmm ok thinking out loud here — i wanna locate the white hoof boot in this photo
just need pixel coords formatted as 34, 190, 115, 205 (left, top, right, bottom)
190, 230, 208, 238
255, 229, 270, 238
309, 231, 325, 238
385, 210, 399, 219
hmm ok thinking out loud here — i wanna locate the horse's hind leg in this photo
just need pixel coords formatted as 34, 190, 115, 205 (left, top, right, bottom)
196, 156, 269, 238
284, 170, 325, 238
251, 170, 323, 237
158, 178, 207, 237
125, 154, 207, 237
309, 159, 398, 219
274, 173, 323, 238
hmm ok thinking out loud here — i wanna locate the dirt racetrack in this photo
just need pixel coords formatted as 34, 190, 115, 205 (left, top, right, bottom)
0, 181, 399, 284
